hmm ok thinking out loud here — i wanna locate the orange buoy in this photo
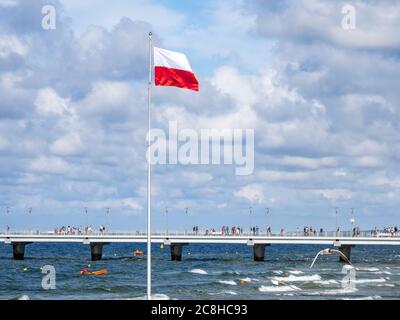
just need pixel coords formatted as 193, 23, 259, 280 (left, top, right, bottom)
132, 250, 144, 256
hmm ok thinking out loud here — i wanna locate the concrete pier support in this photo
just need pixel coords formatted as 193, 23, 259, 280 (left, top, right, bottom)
90, 243, 107, 261
253, 244, 270, 262
170, 243, 187, 261
12, 243, 29, 260
338, 245, 354, 262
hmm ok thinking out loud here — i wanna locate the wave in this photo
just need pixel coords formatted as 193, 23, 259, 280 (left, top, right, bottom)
130, 294, 170, 300
259, 285, 301, 292
209, 290, 238, 296
273, 274, 322, 283
377, 283, 395, 287
217, 280, 237, 286
190, 269, 208, 275
18, 295, 30, 300
342, 296, 382, 300
314, 280, 339, 285
356, 267, 379, 272
305, 288, 358, 296
372, 271, 392, 275
351, 278, 386, 284
288, 270, 303, 275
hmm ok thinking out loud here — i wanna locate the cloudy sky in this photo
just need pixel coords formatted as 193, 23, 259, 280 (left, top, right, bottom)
0, 0, 399, 231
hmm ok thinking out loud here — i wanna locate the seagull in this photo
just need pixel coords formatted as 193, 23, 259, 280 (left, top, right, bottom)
310, 248, 353, 268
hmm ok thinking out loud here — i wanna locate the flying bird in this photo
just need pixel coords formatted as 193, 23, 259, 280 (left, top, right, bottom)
310, 248, 353, 268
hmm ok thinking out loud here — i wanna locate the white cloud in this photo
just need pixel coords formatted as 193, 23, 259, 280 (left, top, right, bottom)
259, 170, 310, 182
0, 135, 9, 150
30, 156, 72, 175
0, 0, 17, 7
0, 35, 27, 58
313, 189, 352, 201
61, 0, 186, 35
348, 139, 388, 157
50, 133, 83, 156
16, 173, 45, 185
73, 81, 133, 119
334, 169, 347, 177
88, 198, 143, 211
280, 156, 337, 170
212, 66, 259, 107
234, 184, 264, 204
252, 0, 400, 49
121, 198, 143, 210
35, 88, 70, 116
181, 171, 213, 184
354, 156, 383, 168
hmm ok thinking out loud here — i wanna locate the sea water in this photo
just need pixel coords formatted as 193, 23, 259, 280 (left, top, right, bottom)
0, 243, 399, 300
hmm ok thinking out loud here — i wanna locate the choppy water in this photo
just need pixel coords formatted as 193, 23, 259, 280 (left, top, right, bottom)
0, 243, 399, 300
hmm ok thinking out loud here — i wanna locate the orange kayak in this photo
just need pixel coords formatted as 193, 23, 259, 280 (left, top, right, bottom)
80, 269, 108, 275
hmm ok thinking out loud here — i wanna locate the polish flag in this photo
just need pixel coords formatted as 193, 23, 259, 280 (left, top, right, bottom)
154, 47, 199, 92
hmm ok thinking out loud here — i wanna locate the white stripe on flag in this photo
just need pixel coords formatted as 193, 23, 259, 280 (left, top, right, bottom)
154, 47, 193, 72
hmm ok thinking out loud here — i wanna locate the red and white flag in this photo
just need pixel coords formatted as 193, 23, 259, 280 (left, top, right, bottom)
154, 47, 199, 92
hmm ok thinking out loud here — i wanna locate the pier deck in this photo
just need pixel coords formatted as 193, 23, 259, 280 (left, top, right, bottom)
1, 232, 399, 261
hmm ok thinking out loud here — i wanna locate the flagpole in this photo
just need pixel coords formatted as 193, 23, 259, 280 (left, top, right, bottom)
147, 31, 153, 300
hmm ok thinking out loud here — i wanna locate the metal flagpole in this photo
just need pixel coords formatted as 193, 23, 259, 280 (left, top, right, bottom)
147, 31, 153, 300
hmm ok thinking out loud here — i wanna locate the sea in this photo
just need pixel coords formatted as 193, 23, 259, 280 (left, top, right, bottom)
0, 243, 399, 300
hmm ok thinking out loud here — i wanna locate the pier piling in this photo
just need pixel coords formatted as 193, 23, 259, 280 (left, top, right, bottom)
338, 245, 354, 262
170, 243, 187, 261
253, 244, 270, 262
12, 242, 30, 260
90, 243, 108, 261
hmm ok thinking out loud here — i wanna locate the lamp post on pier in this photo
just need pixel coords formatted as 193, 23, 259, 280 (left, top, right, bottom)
185, 208, 189, 235
106, 207, 110, 234
5, 207, 10, 234
249, 207, 253, 235
27, 207, 32, 234
165, 207, 169, 236
84, 207, 89, 234
335, 207, 339, 237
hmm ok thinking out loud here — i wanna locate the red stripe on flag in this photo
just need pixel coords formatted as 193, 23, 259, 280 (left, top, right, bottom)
155, 66, 199, 91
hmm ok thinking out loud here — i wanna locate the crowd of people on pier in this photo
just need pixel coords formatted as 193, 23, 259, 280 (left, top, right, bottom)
192, 225, 400, 237
202, 226, 244, 236
192, 226, 199, 234
54, 226, 82, 235
352, 227, 361, 237
48, 225, 399, 237
54, 225, 108, 235
372, 226, 398, 237
302, 226, 319, 236
249, 226, 259, 235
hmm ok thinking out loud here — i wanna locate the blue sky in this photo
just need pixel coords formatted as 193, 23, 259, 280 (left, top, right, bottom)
0, 0, 399, 232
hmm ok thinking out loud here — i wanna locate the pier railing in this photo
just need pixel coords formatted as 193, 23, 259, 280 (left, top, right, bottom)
0, 230, 398, 238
